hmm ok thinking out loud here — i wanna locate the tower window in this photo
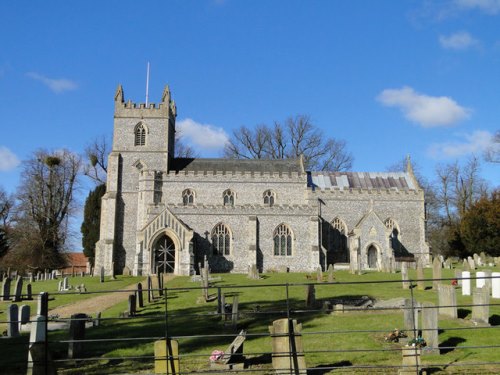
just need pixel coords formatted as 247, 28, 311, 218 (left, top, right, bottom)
223, 189, 235, 206
182, 189, 195, 206
263, 190, 276, 206
134, 123, 146, 146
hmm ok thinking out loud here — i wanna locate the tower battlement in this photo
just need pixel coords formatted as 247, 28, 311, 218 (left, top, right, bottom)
114, 84, 177, 119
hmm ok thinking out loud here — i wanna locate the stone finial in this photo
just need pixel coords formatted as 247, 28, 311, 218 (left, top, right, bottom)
114, 84, 124, 103
170, 99, 177, 117
161, 85, 170, 103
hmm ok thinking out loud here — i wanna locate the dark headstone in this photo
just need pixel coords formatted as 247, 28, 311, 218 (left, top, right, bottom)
19, 304, 31, 326
27, 283, 32, 300
7, 304, 19, 337
68, 313, 87, 359
37, 292, 49, 317
100, 266, 105, 283
2, 276, 11, 301
128, 294, 137, 316
137, 283, 144, 308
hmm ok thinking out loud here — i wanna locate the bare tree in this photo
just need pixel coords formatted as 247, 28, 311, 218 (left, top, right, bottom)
11, 149, 82, 269
0, 186, 13, 227
224, 115, 353, 171
83, 135, 109, 185
485, 130, 500, 163
175, 130, 199, 158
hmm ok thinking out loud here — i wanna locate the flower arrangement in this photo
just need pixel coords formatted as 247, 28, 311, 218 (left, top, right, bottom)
407, 336, 426, 348
210, 350, 225, 362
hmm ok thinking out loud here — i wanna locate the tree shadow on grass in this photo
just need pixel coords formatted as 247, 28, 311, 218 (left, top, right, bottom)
489, 314, 500, 326
439, 337, 466, 354
308, 361, 352, 374
457, 308, 471, 319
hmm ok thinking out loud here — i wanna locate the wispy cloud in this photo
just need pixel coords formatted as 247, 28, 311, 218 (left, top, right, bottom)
439, 31, 479, 50
427, 130, 495, 158
177, 118, 229, 151
0, 146, 20, 171
455, 0, 500, 14
26, 72, 78, 93
377, 86, 470, 127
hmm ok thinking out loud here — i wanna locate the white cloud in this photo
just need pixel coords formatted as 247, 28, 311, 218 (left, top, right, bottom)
439, 31, 479, 50
427, 130, 495, 158
176, 118, 229, 151
0, 146, 20, 171
26, 72, 78, 93
377, 86, 470, 127
455, 0, 500, 14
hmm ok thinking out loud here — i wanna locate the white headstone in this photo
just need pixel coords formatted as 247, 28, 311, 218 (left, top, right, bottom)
462, 271, 471, 296
476, 271, 486, 289
492, 272, 500, 299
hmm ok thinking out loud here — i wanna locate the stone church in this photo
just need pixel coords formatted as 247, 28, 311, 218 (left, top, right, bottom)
95, 85, 430, 276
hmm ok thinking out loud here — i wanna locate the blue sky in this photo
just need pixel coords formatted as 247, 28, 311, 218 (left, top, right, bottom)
1, 0, 499, 197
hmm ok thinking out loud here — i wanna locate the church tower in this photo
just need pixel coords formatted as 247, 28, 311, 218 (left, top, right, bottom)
95, 85, 177, 275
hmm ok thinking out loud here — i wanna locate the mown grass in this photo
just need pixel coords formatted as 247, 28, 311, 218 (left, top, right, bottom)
2, 269, 500, 374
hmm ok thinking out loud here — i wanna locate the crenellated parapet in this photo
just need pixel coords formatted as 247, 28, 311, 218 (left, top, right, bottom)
114, 84, 177, 119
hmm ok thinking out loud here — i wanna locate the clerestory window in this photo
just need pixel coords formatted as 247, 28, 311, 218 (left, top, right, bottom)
223, 189, 235, 206
182, 189, 195, 206
263, 190, 276, 207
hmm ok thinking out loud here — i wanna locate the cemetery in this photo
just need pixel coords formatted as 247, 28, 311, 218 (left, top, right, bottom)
1, 258, 500, 374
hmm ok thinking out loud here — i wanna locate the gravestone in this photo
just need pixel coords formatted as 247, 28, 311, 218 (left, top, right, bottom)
248, 264, 259, 280
472, 287, 490, 326
463, 259, 470, 271
462, 271, 471, 296
400, 347, 422, 375
454, 269, 462, 286
28, 315, 55, 375
147, 276, 153, 302
128, 294, 137, 316
316, 267, 323, 283
269, 318, 307, 374
476, 271, 486, 289
123, 266, 131, 276
100, 267, 105, 283
403, 299, 418, 334
37, 292, 49, 317
19, 304, 31, 331
220, 293, 226, 321
444, 258, 452, 269
7, 304, 19, 337
111, 262, 116, 280
29, 273, 34, 283
327, 264, 334, 282
421, 303, 439, 354
438, 285, 457, 319
63, 276, 69, 290
26, 283, 32, 300
483, 270, 492, 291
231, 296, 239, 327
492, 272, 500, 299
58, 280, 63, 292
2, 276, 11, 301
401, 262, 409, 289
68, 313, 87, 359
432, 257, 442, 290
473, 253, 480, 266
416, 261, 425, 291
94, 312, 101, 327
157, 272, 164, 297
467, 256, 475, 270
154, 339, 179, 374
210, 330, 246, 370
305, 284, 315, 308
137, 282, 144, 308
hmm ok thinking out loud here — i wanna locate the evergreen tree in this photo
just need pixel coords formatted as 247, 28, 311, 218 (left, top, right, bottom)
81, 184, 106, 266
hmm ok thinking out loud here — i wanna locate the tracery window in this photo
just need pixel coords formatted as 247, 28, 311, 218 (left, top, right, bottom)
182, 189, 195, 206
134, 123, 146, 146
263, 190, 276, 207
273, 224, 293, 256
212, 223, 231, 256
223, 189, 235, 206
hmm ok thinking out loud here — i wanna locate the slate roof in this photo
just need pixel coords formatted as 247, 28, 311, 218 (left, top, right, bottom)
169, 157, 304, 174
307, 171, 417, 191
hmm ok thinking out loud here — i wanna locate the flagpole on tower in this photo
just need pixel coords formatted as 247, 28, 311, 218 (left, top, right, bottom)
145, 62, 150, 106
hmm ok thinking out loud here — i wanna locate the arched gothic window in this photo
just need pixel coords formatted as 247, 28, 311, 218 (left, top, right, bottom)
182, 189, 195, 206
263, 190, 276, 207
274, 224, 293, 256
324, 218, 349, 264
223, 189, 235, 206
212, 223, 231, 255
134, 123, 146, 146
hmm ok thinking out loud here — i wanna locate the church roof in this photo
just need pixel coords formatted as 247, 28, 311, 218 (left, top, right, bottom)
169, 157, 304, 174
307, 171, 417, 191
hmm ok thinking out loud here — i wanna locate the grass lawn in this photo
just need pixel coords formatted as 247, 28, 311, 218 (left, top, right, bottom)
2, 269, 500, 374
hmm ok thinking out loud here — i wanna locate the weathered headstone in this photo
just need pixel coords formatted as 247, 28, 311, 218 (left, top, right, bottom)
29, 273, 34, 283
128, 294, 137, 316
316, 267, 323, 283
472, 287, 490, 326
432, 257, 442, 290
462, 271, 471, 296
454, 269, 462, 286
58, 280, 63, 292
7, 304, 19, 337
100, 266, 105, 283
26, 283, 32, 300
463, 259, 470, 271
421, 303, 439, 354
63, 276, 69, 290
476, 271, 486, 289
231, 296, 239, 327
492, 272, 500, 299
68, 313, 87, 359
37, 292, 48, 317
468, 256, 475, 270
269, 318, 307, 374
154, 339, 179, 374
19, 304, 31, 328
438, 285, 457, 319
327, 264, 334, 282
137, 282, 144, 308
123, 266, 131, 276
147, 276, 153, 302
483, 270, 492, 291
473, 253, 480, 266
305, 284, 315, 308
416, 261, 425, 291
400, 347, 422, 375
28, 315, 54, 375
2, 276, 11, 301
401, 262, 410, 289
403, 299, 418, 334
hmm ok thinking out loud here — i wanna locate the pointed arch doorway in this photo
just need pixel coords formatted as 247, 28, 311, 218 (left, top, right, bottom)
367, 245, 378, 269
153, 234, 176, 273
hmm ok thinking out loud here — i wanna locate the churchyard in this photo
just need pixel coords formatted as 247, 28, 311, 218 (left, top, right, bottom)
1, 262, 500, 374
